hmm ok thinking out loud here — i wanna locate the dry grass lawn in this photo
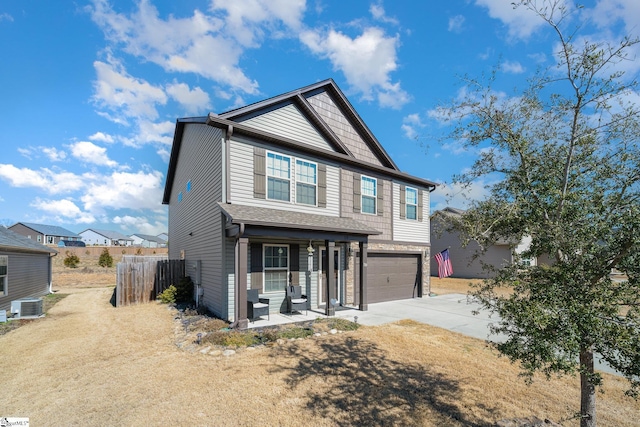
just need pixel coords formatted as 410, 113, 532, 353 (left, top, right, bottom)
1, 261, 638, 426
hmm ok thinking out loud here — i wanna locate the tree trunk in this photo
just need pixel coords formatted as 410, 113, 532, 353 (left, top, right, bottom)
580, 347, 596, 427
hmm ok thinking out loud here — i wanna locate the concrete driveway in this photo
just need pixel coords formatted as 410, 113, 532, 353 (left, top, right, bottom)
337, 294, 618, 376
337, 293, 498, 341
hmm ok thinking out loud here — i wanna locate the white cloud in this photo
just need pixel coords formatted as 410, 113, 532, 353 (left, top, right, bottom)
430, 180, 492, 212
113, 214, 167, 235
89, 132, 115, 143
133, 120, 175, 147
370, 3, 399, 25
300, 26, 409, 108
502, 60, 525, 74
69, 141, 118, 168
81, 170, 165, 213
401, 113, 425, 139
92, 58, 167, 122
42, 147, 67, 162
210, 0, 307, 45
0, 13, 13, 22
448, 15, 465, 33
589, 0, 640, 36
474, 0, 559, 40
89, 0, 262, 94
30, 198, 96, 224
157, 147, 171, 163
0, 165, 85, 194
166, 82, 211, 114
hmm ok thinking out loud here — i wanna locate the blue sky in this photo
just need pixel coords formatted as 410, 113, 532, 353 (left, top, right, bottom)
0, 0, 637, 236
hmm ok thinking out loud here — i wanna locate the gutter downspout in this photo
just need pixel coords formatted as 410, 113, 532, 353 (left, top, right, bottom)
48, 252, 57, 294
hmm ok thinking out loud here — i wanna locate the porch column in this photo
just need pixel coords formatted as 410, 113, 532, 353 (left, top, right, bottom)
325, 240, 335, 316
359, 241, 368, 311
236, 237, 249, 329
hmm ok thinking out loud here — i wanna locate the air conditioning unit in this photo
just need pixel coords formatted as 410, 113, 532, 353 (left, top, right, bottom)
10, 298, 44, 318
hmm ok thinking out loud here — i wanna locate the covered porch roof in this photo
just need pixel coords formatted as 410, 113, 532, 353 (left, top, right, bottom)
217, 202, 381, 241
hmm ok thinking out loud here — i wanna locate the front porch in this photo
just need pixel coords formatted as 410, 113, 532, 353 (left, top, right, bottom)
245, 305, 362, 329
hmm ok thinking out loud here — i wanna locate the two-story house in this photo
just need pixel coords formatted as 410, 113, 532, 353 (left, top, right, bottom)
162, 79, 437, 328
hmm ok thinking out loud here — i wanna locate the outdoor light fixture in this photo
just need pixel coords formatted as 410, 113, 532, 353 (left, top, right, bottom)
307, 240, 314, 272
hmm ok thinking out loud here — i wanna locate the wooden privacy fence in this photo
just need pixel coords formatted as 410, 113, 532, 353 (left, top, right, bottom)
115, 256, 184, 307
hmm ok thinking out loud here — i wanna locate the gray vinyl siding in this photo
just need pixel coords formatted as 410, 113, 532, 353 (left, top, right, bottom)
340, 169, 391, 240
229, 136, 341, 216
167, 123, 226, 319
393, 182, 430, 243
306, 91, 384, 166
430, 216, 512, 279
239, 103, 334, 151
0, 251, 50, 311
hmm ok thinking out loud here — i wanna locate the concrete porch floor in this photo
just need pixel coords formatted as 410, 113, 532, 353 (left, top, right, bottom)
246, 305, 362, 329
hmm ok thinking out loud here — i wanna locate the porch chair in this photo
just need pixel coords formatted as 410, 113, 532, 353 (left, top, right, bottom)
247, 289, 270, 322
286, 285, 308, 315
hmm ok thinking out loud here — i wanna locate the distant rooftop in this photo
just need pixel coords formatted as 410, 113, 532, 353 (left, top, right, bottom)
13, 222, 79, 238
0, 227, 57, 254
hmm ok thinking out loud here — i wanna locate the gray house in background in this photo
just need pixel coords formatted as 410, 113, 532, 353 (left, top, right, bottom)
0, 227, 57, 311
8, 222, 80, 246
430, 207, 535, 279
80, 228, 133, 246
129, 233, 167, 248
162, 79, 437, 328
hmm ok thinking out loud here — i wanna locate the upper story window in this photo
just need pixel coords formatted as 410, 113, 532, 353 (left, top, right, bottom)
361, 175, 377, 214
295, 160, 317, 206
0, 255, 7, 296
406, 187, 418, 220
267, 152, 291, 202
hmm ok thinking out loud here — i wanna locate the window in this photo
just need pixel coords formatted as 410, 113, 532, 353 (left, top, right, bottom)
178, 192, 183, 202
0, 256, 7, 296
267, 152, 291, 201
186, 180, 192, 192
406, 187, 418, 220
264, 245, 288, 293
361, 176, 377, 214
296, 160, 317, 205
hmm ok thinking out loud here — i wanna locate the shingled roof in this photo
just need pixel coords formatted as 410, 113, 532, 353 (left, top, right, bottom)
218, 202, 381, 236
14, 222, 79, 238
0, 227, 57, 254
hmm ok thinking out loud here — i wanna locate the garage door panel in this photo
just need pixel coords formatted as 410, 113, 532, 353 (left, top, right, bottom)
365, 253, 420, 303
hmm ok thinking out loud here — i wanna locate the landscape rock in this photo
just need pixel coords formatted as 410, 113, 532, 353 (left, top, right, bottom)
222, 349, 236, 357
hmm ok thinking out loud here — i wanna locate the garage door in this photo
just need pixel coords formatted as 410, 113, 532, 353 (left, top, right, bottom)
356, 253, 421, 304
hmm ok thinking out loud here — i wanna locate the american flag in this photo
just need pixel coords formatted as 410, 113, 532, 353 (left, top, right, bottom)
435, 248, 453, 278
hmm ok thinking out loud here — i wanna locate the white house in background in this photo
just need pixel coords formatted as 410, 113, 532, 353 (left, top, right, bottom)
79, 229, 134, 246
157, 233, 168, 242
129, 233, 167, 248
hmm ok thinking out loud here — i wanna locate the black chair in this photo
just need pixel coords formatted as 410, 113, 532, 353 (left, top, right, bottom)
247, 289, 270, 322
286, 285, 308, 315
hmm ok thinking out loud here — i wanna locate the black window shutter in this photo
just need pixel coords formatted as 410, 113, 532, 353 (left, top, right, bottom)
253, 147, 266, 199
353, 173, 361, 212
377, 179, 384, 216
250, 243, 263, 290
318, 164, 327, 208
289, 244, 299, 286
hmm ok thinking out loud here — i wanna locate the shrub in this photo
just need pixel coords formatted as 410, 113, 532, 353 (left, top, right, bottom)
158, 285, 177, 304
98, 248, 113, 268
135, 248, 143, 255
63, 251, 80, 268
174, 276, 194, 304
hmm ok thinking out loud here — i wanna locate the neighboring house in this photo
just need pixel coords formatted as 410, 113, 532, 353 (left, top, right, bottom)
162, 79, 437, 327
0, 226, 57, 311
79, 229, 134, 246
157, 233, 168, 242
8, 222, 80, 246
430, 207, 536, 279
130, 233, 166, 248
